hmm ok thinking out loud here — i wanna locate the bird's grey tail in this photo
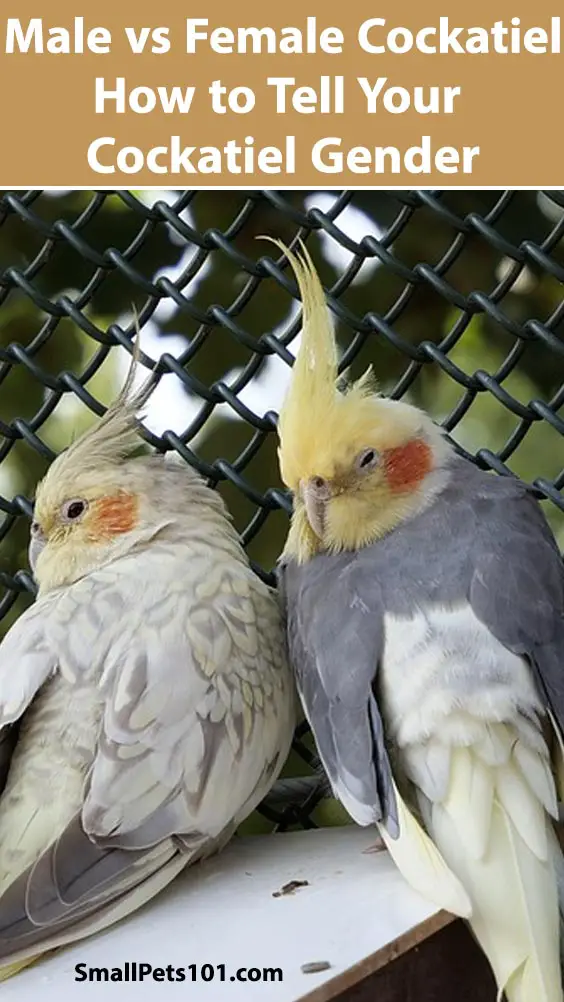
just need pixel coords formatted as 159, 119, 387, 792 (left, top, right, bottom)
0, 815, 190, 975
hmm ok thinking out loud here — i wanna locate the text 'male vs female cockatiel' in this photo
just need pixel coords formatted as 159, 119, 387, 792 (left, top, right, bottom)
274, 239, 564, 1002
0, 360, 295, 979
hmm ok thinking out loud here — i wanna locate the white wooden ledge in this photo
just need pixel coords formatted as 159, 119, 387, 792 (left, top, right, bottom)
3, 827, 452, 1001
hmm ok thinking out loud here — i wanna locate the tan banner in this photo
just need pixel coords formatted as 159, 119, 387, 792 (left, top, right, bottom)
0, 0, 562, 185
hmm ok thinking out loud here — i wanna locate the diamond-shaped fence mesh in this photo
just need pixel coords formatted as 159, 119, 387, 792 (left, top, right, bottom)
1, 189, 563, 832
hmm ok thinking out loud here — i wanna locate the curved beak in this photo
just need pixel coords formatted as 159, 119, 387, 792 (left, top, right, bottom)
28, 529, 46, 574
300, 479, 331, 540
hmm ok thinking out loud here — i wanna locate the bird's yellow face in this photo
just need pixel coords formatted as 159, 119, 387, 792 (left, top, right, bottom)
299, 437, 433, 549
282, 396, 444, 561
30, 468, 141, 592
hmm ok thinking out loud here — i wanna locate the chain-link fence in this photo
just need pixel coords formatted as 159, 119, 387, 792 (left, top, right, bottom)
1, 189, 563, 831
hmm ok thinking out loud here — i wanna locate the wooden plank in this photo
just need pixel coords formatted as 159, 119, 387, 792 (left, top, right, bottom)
299, 910, 455, 1002
332, 919, 497, 1002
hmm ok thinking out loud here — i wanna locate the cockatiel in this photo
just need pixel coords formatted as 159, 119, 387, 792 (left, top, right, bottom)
273, 240, 564, 1002
0, 365, 295, 979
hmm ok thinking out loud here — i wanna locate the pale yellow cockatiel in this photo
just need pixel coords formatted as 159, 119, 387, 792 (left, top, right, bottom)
0, 363, 295, 978
273, 239, 564, 1002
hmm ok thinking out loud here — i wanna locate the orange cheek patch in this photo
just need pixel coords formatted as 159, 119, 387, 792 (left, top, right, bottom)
93, 493, 138, 539
383, 439, 432, 493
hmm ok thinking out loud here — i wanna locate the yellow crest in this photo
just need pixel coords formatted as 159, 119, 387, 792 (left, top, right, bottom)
265, 239, 377, 490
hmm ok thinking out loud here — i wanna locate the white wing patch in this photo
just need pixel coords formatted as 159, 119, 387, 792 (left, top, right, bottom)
381, 604, 543, 749
379, 603, 562, 1002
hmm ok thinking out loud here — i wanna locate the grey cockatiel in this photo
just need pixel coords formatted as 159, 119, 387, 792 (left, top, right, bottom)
273, 240, 564, 1002
0, 368, 295, 979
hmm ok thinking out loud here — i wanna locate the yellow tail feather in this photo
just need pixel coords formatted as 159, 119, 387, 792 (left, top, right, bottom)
378, 779, 472, 919
432, 745, 563, 1002
0, 952, 46, 981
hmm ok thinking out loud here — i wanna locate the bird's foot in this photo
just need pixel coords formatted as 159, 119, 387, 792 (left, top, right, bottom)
362, 838, 386, 854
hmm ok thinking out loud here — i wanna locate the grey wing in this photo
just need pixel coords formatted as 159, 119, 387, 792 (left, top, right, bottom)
279, 556, 398, 835
0, 551, 293, 967
469, 485, 564, 734
0, 816, 187, 968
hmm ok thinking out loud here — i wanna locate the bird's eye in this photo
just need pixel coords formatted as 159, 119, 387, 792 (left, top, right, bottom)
356, 448, 380, 472
61, 498, 88, 523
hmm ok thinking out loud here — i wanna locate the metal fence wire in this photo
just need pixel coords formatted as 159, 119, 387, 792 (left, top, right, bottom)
0, 189, 563, 832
